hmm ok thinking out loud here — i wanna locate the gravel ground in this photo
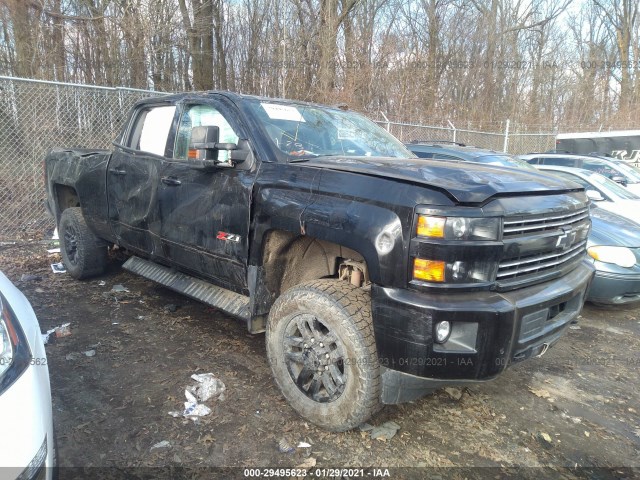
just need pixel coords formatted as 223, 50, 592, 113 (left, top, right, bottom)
1, 244, 639, 479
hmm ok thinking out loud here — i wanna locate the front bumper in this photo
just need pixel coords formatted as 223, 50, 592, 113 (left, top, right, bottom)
587, 270, 640, 305
371, 260, 594, 404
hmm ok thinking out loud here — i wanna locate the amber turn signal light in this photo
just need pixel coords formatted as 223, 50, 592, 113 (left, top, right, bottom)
413, 258, 445, 282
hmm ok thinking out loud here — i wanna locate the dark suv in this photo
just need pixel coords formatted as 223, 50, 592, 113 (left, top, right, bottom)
406, 142, 534, 169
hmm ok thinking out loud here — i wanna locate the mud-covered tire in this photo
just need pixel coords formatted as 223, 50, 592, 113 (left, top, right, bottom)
266, 279, 381, 431
58, 207, 107, 279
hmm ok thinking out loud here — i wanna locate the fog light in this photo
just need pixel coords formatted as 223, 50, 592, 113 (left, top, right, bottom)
434, 321, 451, 343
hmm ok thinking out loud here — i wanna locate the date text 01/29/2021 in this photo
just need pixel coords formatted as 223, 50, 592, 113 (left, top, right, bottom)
243, 468, 391, 477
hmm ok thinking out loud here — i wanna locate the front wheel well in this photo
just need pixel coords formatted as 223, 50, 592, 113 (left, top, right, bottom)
260, 230, 369, 300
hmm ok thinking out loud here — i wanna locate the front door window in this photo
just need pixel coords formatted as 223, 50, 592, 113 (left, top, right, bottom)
174, 105, 239, 163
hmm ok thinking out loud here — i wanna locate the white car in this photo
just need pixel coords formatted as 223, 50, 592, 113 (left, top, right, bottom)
520, 153, 640, 196
0, 271, 54, 479
534, 165, 640, 224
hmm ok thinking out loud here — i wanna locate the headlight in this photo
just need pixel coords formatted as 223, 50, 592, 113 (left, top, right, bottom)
0, 302, 17, 377
587, 246, 637, 268
416, 215, 500, 241
413, 258, 496, 283
0, 293, 31, 394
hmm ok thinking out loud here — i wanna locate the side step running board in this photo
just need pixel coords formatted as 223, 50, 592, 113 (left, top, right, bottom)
123, 256, 250, 321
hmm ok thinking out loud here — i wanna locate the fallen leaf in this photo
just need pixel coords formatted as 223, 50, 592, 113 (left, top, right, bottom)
444, 387, 463, 401
297, 457, 316, 469
528, 387, 551, 399
537, 432, 553, 449
370, 421, 401, 441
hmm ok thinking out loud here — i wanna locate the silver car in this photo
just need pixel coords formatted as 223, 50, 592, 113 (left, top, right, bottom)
533, 165, 640, 225
519, 153, 640, 196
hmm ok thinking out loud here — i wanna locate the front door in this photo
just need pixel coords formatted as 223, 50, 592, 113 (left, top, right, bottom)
156, 99, 255, 293
107, 103, 177, 255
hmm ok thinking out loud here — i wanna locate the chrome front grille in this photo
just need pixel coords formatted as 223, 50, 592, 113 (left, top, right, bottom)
498, 205, 590, 286
503, 207, 589, 238
498, 240, 587, 280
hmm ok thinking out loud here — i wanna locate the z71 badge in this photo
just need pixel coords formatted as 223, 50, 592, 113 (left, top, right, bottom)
217, 231, 241, 242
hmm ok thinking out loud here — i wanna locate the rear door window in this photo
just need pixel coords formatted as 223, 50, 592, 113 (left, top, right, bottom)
128, 105, 176, 156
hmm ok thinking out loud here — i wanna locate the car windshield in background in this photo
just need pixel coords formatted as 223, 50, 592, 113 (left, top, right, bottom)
247, 101, 413, 159
587, 171, 640, 200
474, 154, 536, 169
612, 162, 640, 183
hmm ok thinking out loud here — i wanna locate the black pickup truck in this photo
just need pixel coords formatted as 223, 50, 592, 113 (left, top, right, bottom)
45, 92, 595, 431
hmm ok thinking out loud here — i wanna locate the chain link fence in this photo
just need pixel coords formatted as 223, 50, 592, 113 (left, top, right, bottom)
0, 76, 163, 241
377, 121, 555, 154
0, 76, 557, 242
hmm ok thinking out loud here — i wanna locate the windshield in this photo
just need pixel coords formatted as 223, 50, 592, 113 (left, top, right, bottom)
612, 162, 640, 183
587, 171, 640, 200
247, 100, 413, 159
474, 154, 536, 169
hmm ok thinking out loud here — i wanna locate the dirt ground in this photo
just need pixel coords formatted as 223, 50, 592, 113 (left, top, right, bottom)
1, 244, 639, 479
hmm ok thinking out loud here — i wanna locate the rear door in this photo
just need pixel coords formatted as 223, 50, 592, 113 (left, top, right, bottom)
156, 98, 256, 293
107, 103, 177, 254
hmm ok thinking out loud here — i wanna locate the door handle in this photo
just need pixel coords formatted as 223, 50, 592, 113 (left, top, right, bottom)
161, 176, 182, 186
109, 168, 127, 176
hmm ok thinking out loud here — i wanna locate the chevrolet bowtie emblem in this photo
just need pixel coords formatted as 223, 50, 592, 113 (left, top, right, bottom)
556, 229, 576, 250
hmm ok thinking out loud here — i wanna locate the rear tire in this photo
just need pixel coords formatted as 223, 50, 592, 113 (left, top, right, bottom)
58, 207, 107, 279
266, 279, 381, 431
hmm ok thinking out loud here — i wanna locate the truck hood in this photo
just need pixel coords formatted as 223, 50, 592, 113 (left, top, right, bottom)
297, 157, 578, 203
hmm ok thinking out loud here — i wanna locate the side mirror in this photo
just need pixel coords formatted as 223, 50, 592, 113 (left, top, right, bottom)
188, 126, 238, 170
586, 189, 605, 202
610, 175, 627, 186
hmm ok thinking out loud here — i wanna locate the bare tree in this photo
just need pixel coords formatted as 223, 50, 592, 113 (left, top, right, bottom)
593, 0, 638, 113
0, 0, 636, 130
